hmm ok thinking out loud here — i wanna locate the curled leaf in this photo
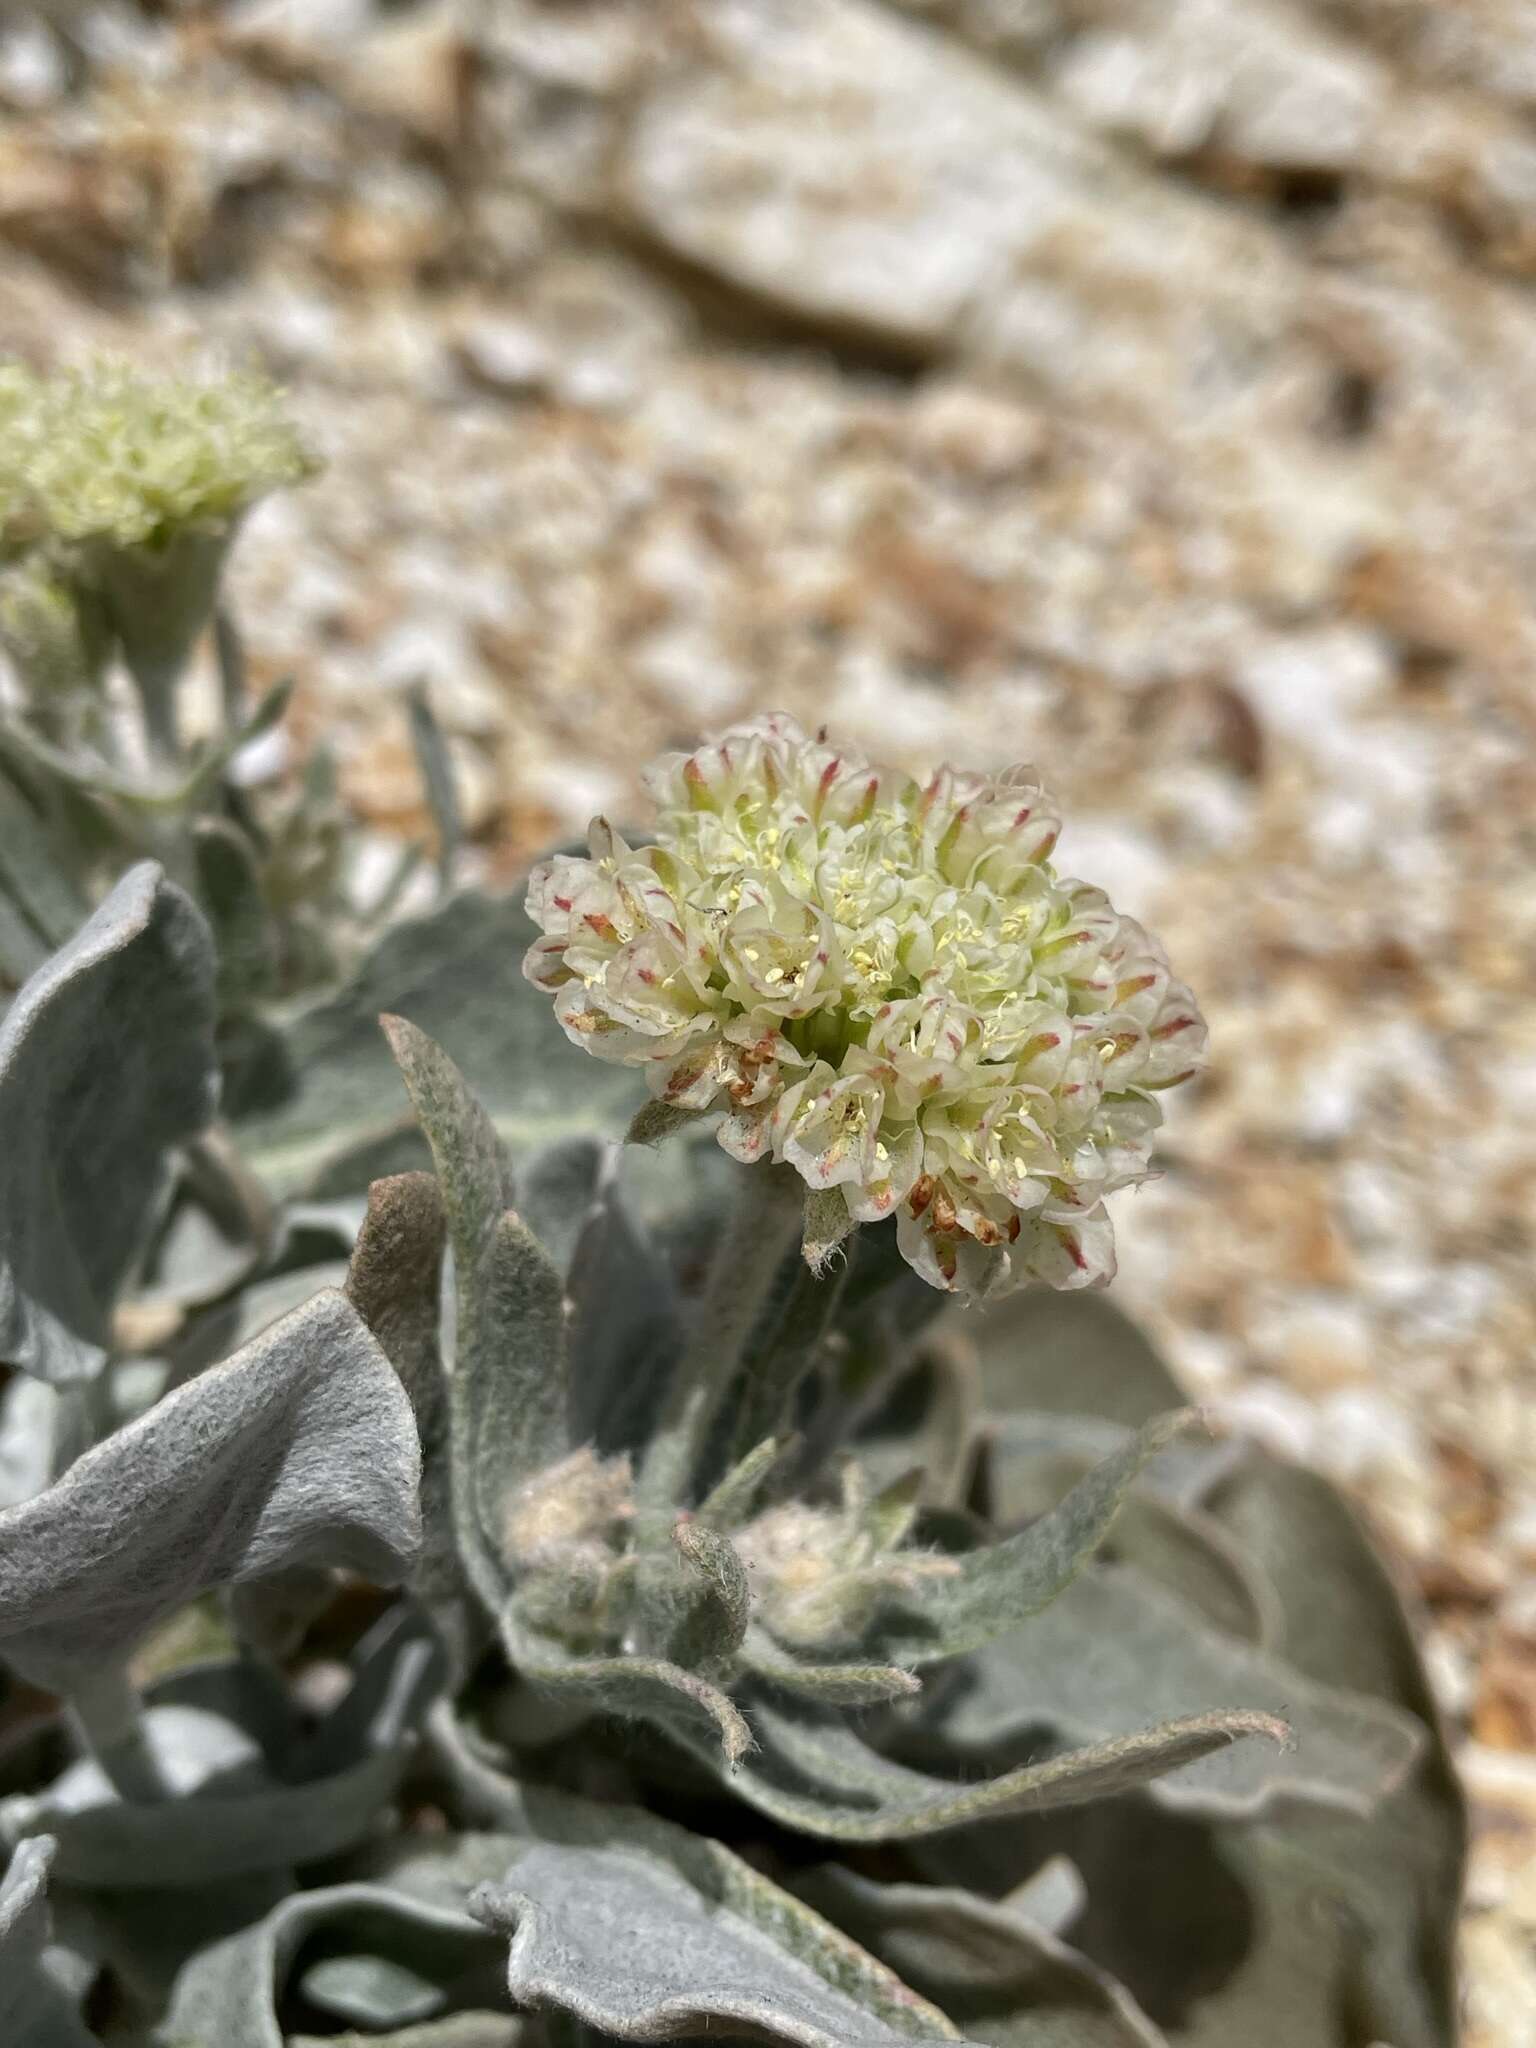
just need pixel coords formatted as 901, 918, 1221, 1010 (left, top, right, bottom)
670, 1519, 751, 1667
460, 1782, 961, 2045
502, 1605, 754, 1769
678, 1692, 1288, 1844
743, 1628, 922, 1708
928, 1567, 1421, 1820
0, 1288, 420, 1694
472, 1841, 959, 2047
165, 1880, 499, 2048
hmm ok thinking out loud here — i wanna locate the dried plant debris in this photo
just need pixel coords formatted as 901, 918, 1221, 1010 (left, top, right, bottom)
0, 605, 1463, 2045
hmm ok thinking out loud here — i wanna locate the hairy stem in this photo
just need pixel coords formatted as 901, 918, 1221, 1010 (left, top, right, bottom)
69, 1664, 171, 1803
640, 1162, 804, 1511
728, 1252, 852, 1470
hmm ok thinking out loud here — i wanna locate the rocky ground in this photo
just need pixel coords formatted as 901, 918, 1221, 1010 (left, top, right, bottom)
2, 0, 1534, 2035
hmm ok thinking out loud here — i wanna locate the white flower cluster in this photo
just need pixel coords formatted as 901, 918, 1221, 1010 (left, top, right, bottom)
525, 716, 1207, 1299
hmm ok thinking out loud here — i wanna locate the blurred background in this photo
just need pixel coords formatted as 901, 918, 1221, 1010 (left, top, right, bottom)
1, 0, 1533, 2033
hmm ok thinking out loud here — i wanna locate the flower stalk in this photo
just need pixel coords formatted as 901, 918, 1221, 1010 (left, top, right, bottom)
640, 1159, 805, 1511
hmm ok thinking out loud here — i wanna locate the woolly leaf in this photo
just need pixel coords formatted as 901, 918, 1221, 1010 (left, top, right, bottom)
458, 1781, 959, 2045
971, 1290, 1186, 1428
471, 1840, 963, 2047
406, 683, 463, 894
382, 1019, 570, 1612
193, 818, 277, 1005
236, 891, 642, 1198
926, 1566, 1421, 1820
985, 1411, 1242, 1521
502, 1606, 753, 1768
445, 1751, 963, 2040
730, 1248, 854, 1467
869, 1412, 1198, 1665
795, 1866, 1167, 2048
1174, 1452, 1465, 2048
743, 1628, 921, 1707
696, 1435, 786, 1530
381, 1014, 509, 1274
625, 1097, 705, 1148
0, 1288, 420, 1693
164, 1880, 500, 2048
0, 861, 217, 1382
984, 1417, 1275, 1643
682, 1693, 1286, 1843
564, 1157, 681, 1456
5, 1616, 439, 1887
669, 1519, 751, 1666
301, 1953, 446, 2029
520, 1136, 607, 1278
0, 1836, 96, 2048
346, 1172, 476, 1672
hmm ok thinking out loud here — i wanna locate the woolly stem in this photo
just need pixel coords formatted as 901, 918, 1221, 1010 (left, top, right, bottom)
640, 1162, 804, 1511
69, 1664, 171, 1803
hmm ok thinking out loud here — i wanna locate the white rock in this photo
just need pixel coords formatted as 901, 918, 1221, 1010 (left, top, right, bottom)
1236, 626, 1392, 750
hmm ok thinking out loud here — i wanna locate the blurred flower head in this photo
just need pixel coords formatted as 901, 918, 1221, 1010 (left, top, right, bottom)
0, 356, 316, 557
525, 714, 1207, 1299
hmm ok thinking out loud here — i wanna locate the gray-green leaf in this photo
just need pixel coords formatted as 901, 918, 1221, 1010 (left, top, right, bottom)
382, 1018, 569, 1613
1173, 1451, 1465, 2048
502, 1606, 753, 1768
0, 862, 217, 1381
794, 1866, 1167, 2048
869, 1412, 1198, 1666
163, 1881, 498, 2048
0, 1288, 420, 1693
235, 891, 641, 1199
346, 1171, 477, 1675
5, 1616, 439, 1888
688, 1693, 1286, 1843
0, 1836, 97, 2047
925, 1566, 1421, 1820
458, 1780, 961, 2045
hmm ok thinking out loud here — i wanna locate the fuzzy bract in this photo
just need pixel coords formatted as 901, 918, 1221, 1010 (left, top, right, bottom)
524, 715, 1207, 1298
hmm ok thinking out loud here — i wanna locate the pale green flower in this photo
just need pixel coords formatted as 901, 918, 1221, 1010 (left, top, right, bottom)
0, 356, 316, 555
525, 715, 1207, 1300
0, 357, 316, 746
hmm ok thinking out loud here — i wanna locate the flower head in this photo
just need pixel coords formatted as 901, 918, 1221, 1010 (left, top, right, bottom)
525, 715, 1207, 1299
0, 356, 316, 558
0, 358, 317, 743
